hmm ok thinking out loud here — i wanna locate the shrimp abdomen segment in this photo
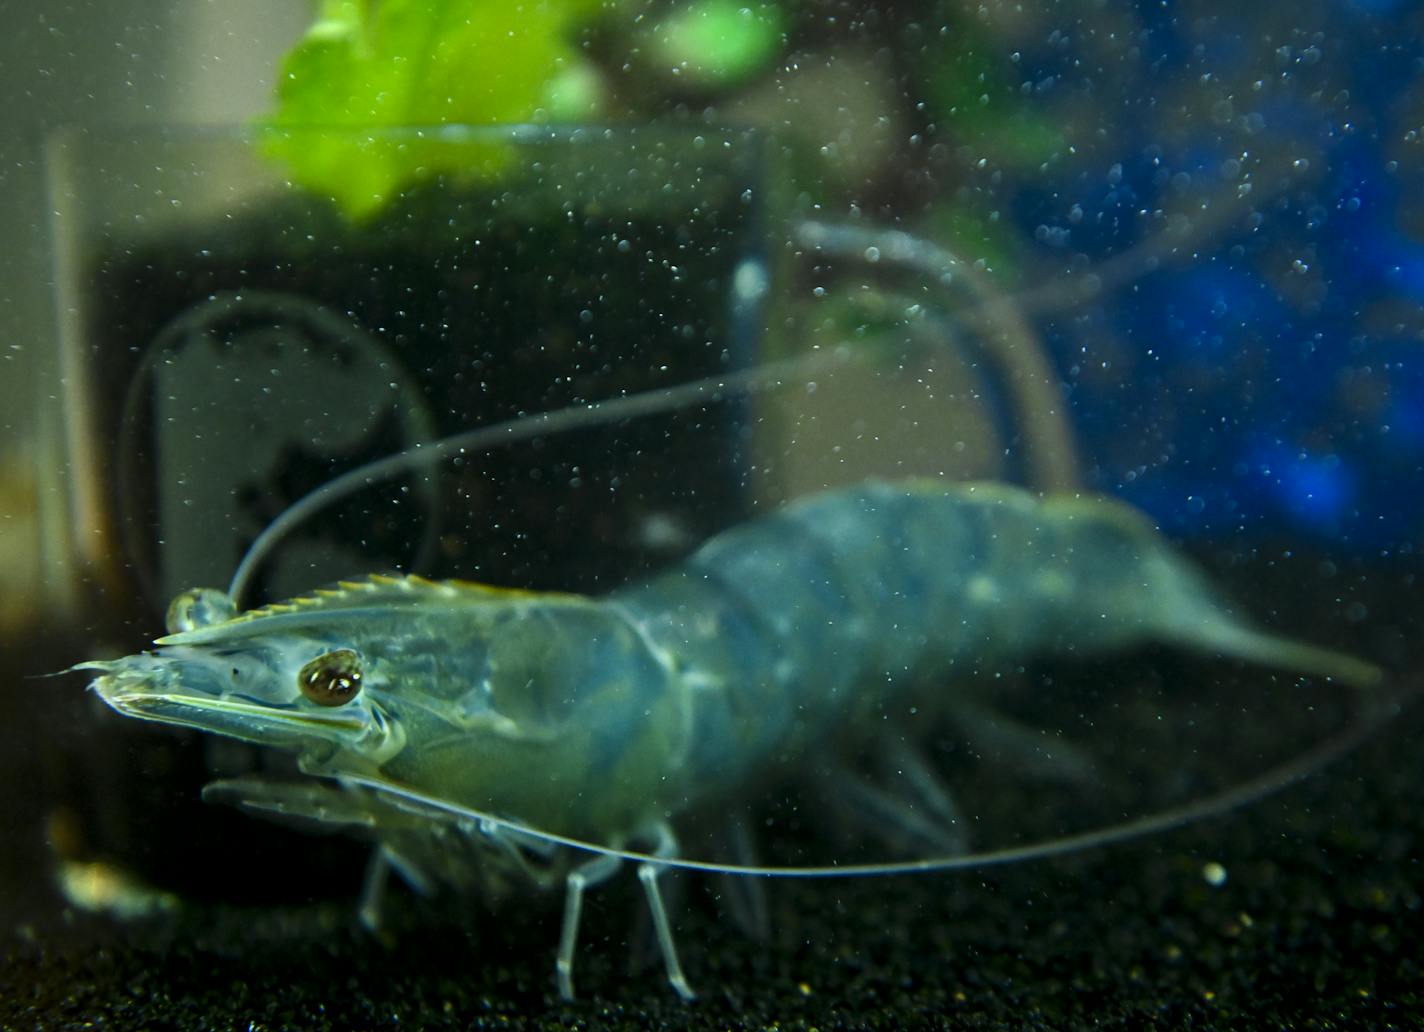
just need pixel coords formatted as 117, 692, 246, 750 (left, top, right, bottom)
615, 479, 1375, 802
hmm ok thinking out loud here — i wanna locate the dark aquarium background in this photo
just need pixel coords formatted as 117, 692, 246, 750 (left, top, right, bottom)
0, 1, 1421, 1029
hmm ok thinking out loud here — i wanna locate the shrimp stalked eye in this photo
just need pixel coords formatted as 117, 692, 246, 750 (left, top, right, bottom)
297, 649, 363, 706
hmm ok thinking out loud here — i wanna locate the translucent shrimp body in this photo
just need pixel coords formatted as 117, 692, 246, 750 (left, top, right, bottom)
75, 477, 1377, 998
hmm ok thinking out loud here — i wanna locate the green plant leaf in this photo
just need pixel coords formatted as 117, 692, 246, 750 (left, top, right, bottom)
650, 1, 785, 88
260, 0, 607, 218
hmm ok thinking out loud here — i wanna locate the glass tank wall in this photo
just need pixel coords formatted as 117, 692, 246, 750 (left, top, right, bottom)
1, 2, 1420, 1027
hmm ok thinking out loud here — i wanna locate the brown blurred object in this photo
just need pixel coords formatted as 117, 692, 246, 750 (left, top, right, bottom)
767, 320, 1006, 499
726, 45, 905, 204
0, 442, 45, 638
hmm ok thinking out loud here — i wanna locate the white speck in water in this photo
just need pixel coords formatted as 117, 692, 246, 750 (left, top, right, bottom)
1202, 861, 1228, 887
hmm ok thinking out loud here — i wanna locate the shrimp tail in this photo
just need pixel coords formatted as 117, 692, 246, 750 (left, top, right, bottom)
1041, 493, 1382, 690
1156, 608, 1381, 689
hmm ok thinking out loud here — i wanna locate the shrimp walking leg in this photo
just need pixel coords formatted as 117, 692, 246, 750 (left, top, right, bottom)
637, 822, 695, 1001
716, 813, 770, 940
817, 763, 968, 856
358, 845, 394, 933
557, 852, 622, 1001
947, 699, 1099, 786
882, 736, 970, 851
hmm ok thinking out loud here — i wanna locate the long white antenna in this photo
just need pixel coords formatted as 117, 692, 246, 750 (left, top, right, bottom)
227, 350, 848, 607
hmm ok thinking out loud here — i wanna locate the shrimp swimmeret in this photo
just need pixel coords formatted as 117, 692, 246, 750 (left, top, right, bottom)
75, 456, 1381, 999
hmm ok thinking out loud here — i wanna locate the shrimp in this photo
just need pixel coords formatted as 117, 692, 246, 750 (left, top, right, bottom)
74, 472, 1380, 1000
72, 221, 1384, 999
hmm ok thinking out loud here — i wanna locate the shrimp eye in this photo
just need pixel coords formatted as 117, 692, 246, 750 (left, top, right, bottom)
298, 650, 363, 706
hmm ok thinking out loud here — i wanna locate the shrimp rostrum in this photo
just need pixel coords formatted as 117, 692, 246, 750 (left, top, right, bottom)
75, 471, 1380, 999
